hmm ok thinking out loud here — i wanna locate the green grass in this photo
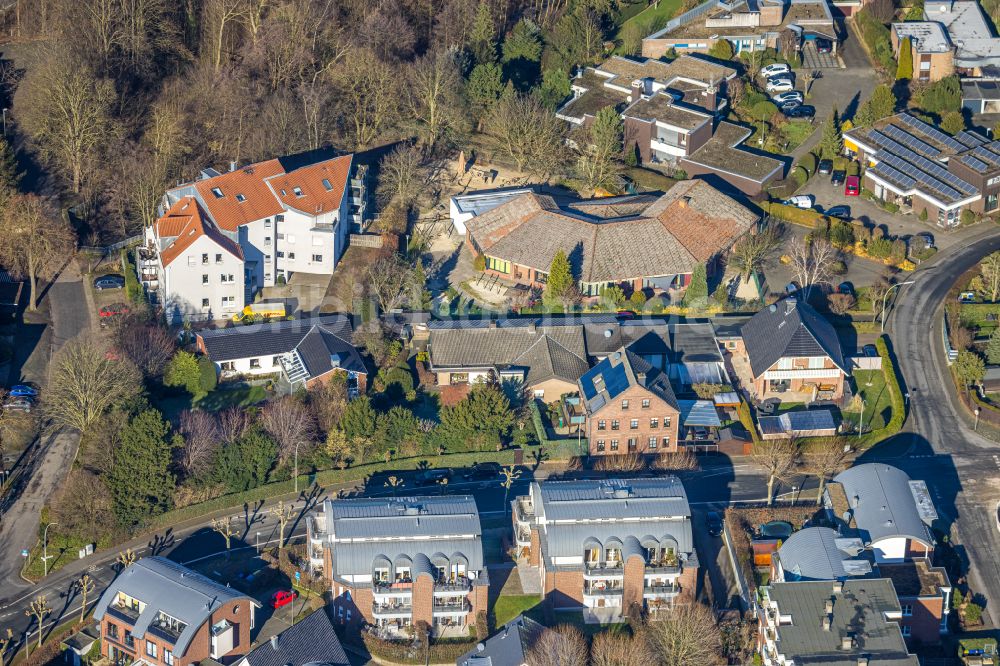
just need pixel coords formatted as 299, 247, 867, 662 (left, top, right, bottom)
780, 120, 817, 151
197, 384, 267, 410
24, 531, 111, 580
844, 370, 892, 432
494, 594, 542, 627
613, 0, 685, 50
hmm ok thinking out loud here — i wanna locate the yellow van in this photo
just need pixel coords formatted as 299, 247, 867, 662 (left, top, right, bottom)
232, 302, 286, 322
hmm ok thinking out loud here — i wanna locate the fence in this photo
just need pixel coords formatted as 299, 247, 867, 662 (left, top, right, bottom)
349, 233, 384, 249
846, 355, 883, 370
79, 233, 144, 257
651, 0, 717, 37
721, 518, 751, 611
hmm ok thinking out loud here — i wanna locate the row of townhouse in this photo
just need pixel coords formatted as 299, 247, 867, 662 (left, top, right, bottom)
138, 147, 369, 323
425, 297, 850, 455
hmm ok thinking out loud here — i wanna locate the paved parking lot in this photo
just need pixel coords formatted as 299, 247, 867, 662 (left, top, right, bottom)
801, 42, 839, 69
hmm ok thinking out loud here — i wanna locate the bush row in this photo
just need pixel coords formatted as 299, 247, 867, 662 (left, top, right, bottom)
357, 631, 481, 665
875, 334, 905, 432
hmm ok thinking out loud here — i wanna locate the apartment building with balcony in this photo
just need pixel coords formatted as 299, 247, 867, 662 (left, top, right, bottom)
139, 147, 367, 323
309, 495, 488, 641
93, 557, 259, 666
513, 477, 697, 623
758, 579, 919, 666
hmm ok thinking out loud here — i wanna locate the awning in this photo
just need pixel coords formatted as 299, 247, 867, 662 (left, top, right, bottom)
678, 400, 723, 427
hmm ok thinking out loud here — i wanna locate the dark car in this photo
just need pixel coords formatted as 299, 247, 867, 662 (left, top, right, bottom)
863, 344, 879, 357
818, 159, 833, 175
838, 281, 854, 295
815, 38, 833, 53
416, 469, 451, 486
784, 104, 815, 118
706, 512, 723, 537
463, 462, 502, 481
825, 205, 850, 219
93, 274, 126, 290
831, 169, 846, 186
9, 384, 37, 398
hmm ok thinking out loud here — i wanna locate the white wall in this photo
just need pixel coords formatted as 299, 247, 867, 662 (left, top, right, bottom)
241, 217, 276, 290
274, 208, 340, 277
162, 234, 246, 323
871, 536, 907, 563
215, 354, 285, 378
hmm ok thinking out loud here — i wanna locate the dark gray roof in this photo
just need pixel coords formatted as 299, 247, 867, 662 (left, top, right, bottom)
325, 496, 484, 582
93, 557, 257, 658
534, 477, 691, 522
198, 315, 357, 363
831, 465, 935, 548
578, 348, 678, 413
456, 615, 544, 666
764, 580, 917, 665
741, 298, 846, 377
775, 527, 871, 581
243, 609, 349, 666
294, 327, 367, 378
759, 409, 837, 436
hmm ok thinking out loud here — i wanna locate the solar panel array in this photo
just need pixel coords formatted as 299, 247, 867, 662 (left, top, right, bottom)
973, 143, 1000, 168
871, 160, 917, 190
869, 128, 978, 203
881, 123, 941, 158
961, 154, 991, 173
957, 130, 988, 148
899, 113, 967, 152
877, 152, 965, 203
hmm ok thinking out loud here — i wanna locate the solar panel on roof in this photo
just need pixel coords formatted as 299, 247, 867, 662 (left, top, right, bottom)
871, 161, 917, 190
880, 124, 941, 158
973, 145, 1000, 167
872, 135, 977, 199
981, 81, 999, 91
877, 153, 962, 202
899, 113, 967, 152
957, 130, 988, 148
962, 155, 991, 172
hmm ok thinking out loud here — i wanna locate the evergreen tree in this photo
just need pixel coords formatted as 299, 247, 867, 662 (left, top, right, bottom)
543, 250, 574, 307
212, 428, 278, 493
683, 264, 709, 307
106, 409, 175, 528
467, 62, 504, 117
164, 351, 203, 398
918, 75, 961, 115
987, 327, 1000, 365
868, 84, 897, 120
941, 110, 966, 135
0, 135, 20, 199
576, 106, 623, 192
708, 39, 734, 60
896, 37, 913, 79
469, 1, 496, 65
501, 19, 542, 63
537, 68, 572, 109
955, 350, 985, 389
820, 107, 843, 158
438, 384, 514, 450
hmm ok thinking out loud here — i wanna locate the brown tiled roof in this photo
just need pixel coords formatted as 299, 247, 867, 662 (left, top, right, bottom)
193, 160, 286, 231
265, 155, 352, 216
466, 184, 758, 282
157, 197, 243, 267
598, 54, 735, 89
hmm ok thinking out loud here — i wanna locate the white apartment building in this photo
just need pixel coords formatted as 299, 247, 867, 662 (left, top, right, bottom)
139, 149, 367, 322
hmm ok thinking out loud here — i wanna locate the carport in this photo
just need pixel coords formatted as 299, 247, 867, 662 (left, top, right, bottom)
800, 30, 840, 69
962, 78, 1000, 114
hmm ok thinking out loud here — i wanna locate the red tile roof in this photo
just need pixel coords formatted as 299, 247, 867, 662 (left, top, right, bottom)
157, 197, 243, 267
193, 160, 286, 232
265, 155, 353, 216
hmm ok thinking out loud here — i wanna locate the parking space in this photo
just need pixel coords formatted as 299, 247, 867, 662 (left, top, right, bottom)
801, 42, 840, 69
691, 507, 742, 609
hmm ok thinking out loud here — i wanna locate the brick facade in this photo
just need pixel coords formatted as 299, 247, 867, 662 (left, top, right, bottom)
622, 556, 646, 612
412, 575, 434, 629
586, 385, 680, 455
899, 595, 944, 645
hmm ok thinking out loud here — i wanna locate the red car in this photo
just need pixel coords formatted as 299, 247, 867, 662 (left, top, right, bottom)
844, 175, 860, 196
271, 590, 298, 609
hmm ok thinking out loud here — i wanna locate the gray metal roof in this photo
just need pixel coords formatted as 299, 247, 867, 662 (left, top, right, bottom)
678, 399, 722, 427
541, 519, 694, 560
832, 464, 935, 548
93, 557, 257, 658
533, 477, 691, 523
740, 298, 846, 378
242, 609, 349, 666
775, 527, 871, 581
456, 615, 544, 666
764, 580, 917, 665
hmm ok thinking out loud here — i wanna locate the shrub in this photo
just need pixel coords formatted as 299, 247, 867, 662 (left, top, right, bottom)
867, 237, 894, 258
847, 161, 860, 176
791, 167, 808, 188
764, 201, 829, 228
965, 602, 984, 625
830, 259, 847, 275
737, 399, 760, 445
876, 335, 905, 432
799, 152, 817, 176
473, 254, 486, 271
198, 355, 217, 394
961, 209, 976, 226
919, 208, 928, 221
828, 292, 856, 314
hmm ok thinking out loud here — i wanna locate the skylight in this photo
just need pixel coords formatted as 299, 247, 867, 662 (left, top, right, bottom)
321, 178, 333, 191
293, 186, 304, 197
235, 194, 246, 202
211, 187, 224, 198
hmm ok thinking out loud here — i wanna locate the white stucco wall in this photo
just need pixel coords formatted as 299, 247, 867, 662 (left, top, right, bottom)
871, 536, 908, 563
162, 234, 246, 323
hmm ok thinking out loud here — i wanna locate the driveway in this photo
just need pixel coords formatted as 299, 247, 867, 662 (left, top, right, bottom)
691, 508, 742, 609
801, 42, 839, 69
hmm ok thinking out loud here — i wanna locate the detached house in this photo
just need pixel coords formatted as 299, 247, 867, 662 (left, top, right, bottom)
93, 557, 259, 666
310, 495, 489, 641
578, 348, 681, 456
739, 298, 848, 401
140, 148, 367, 322
513, 477, 697, 623
466, 180, 759, 297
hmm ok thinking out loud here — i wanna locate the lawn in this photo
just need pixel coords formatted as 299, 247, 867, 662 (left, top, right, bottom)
613, 0, 685, 50
493, 594, 542, 627
780, 120, 817, 151
157, 384, 268, 421
843, 369, 892, 432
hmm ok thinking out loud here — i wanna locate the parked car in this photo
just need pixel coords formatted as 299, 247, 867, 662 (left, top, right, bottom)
917, 232, 935, 249
93, 274, 126, 291
831, 169, 846, 185
3, 397, 32, 413
845, 175, 861, 196
784, 104, 815, 118
778, 100, 801, 112
772, 91, 803, 104
783, 195, 814, 209
767, 79, 796, 93
863, 344, 879, 357
416, 469, 451, 486
9, 384, 37, 398
815, 38, 833, 53
706, 511, 723, 537
818, 159, 833, 175
767, 72, 794, 84
838, 281, 854, 295
271, 590, 298, 609
959, 291, 976, 303
825, 205, 851, 219
760, 63, 791, 78
99, 303, 130, 318
463, 462, 502, 481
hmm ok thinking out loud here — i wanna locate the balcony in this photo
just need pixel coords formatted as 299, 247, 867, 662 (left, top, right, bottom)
372, 602, 413, 619
645, 563, 681, 575
584, 561, 624, 579
515, 527, 531, 548
514, 498, 534, 523
432, 600, 471, 615
434, 578, 471, 594
584, 583, 624, 597
643, 584, 680, 599
107, 604, 141, 624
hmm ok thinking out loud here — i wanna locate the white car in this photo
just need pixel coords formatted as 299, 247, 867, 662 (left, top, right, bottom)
766, 79, 795, 93
772, 91, 804, 104
783, 195, 815, 209
760, 63, 791, 79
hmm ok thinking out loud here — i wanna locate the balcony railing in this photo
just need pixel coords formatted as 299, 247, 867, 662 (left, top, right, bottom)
514, 499, 534, 523
107, 604, 141, 623
372, 603, 413, 617
373, 581, 414, 594
584, 586, 624, 596
585, 560, 623, 570
645, 563, 681, 574
644, 584, 679, 596
432, 600, 471, 614
435, 578, 471, 593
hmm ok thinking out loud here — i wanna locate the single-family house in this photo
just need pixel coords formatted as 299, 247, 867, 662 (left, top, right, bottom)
456, 615, 544, 666
235, 609, 349, 666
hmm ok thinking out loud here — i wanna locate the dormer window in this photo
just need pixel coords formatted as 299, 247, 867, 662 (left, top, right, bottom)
235, 194, 246, 202
280, 189, 287, 196
293, 186, 304, 197
211, 187, 224, 198
321, 178, 333, 191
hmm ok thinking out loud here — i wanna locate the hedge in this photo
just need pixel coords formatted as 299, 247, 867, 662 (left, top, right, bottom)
356, 631, 480, 664
528, 400, 588, 459
875, 334, 905, 432
764, 201, 830, 228
152, 449, 520, 528
738, 399, 761, 445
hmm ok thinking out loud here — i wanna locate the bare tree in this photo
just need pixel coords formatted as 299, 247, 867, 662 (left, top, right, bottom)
750, 438, 800, 506
201, 0, 248, 72
0, 194, 77, 311
178, 410, 221, 479
115, 323, 176, 378
827, 292, 856, 314
76, 574, 95, 622
787, 237, 838, 298
377, 144, 424, 208
644, 602, 723, 666
332, 48, 400, 149
25, 596, 51, 649
868, 0, 894, 23
49, 469, 117, 540
0, 628, 13, 666
310, 376, 349, 433
526, 625, 589, 666
484, 93, 567, 176
802, 438, 849, 505
14, 46, 115, 194
260, 396, 317, 491
211, 516, 239, 555
44, 336, 143, 433
219, 406, 253, 443
592, 631, 653, 666
801, 70, 820, 97
980, 251, 1000, 302
730, 223, 784, 280
368, 254, 419, 313
269, 500, 294, 550
406, 49, 467, 153
652, 449, 700, 472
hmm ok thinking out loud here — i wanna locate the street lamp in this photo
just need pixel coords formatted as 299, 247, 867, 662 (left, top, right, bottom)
881, 280, 916, 332
256, 531, 261, 555
975, 407, 981, 432
41, 522, 58, 577
857, 398, 866, 439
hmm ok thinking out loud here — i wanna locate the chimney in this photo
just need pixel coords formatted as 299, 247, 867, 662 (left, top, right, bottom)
637, 371, 646, 383
858, 658, 869, 666
785, 297, 796, 314
270, 635, 279, 650
678, 195, 690, 208
489, 320, 497, 329
822, 616, 831, 631
841, 636, 853, 650
833, 582, 843, 594
630, 80, 642, 104
825, 599, 834, 614
528, 321, 537, 333
229, 160, 237, 172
